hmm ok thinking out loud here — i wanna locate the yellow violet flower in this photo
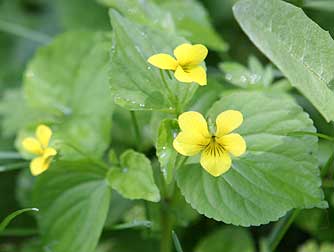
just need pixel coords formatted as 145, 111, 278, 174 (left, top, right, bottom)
22, 124, 57, 176
173, 110, 246, 177
147, 43, 208, 86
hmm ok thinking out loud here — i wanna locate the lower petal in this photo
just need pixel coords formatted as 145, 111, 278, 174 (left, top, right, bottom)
200, 147, 232, 177
174, 66, 193, 83
30, 156, 50, 176
174, 66, 207, 85
187, 66, 207, 85
216, 133, 246, 157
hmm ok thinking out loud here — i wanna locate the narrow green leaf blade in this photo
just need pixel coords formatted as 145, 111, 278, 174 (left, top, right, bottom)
0, 208, 38, 233
233, 0, 334, 122
177, 90, 326, 226
107, 150, 160, 202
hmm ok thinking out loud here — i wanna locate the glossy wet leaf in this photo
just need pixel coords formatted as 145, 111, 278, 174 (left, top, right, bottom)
233, 0, 334, 122
177, 90, 326, 226
33, 160, 111, 252
156, 119, 179, 184
195, 226, 255, 252
101, 0, 227, 52
23, 31, 113, 159
107, 149, 160, 202
109, 10, 197, 112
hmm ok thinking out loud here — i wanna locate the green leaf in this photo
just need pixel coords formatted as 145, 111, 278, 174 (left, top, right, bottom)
220, 62, 255, 88
195, 226, 255, 252
157, 0, 228, 52
156, 119, 179, 184
107, 149, 160, 202
177, 90, 326, 226
100, 0, 227, 52
54, 0, 109, 30
233, 0, 334, 122
23, 31, 113, 159
33, 160, 111, 252
0, 208, 38, 233
109, 10, 197, 112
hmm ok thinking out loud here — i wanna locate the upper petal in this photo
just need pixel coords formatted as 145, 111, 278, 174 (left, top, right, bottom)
215, 110, 243, 137
200, 145, 232, 177
147, 53, 178, 70
30, 156, 50, 176
216, 133, 246, 157
22, 137, 43, 155
36, 124, 52, 148
174, 43, 208, 66
173, 131, 210, 156
178, 111, 211, 138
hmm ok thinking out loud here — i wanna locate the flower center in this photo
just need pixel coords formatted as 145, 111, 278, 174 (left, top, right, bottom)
203, 136, 225, 157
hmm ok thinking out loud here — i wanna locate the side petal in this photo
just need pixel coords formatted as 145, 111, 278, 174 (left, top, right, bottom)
43, 147, 57, 159
200, 146, 232, 177
174, 43, 208, 66
147, 53, 178, 70
178, 111, 211, 138
22, 137, 43, 155
217, 133, 246, 157
36, 124, 52, 148
173, 132, 209, 156
215, 110, 243, 137
30, 156, 49, 176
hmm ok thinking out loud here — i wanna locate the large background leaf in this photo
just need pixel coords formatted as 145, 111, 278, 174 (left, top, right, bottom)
33, 160, 111, 252
23, 31, 112, 158
109, 10, 197, 112
195, 226, 255, 252
100, 0, 227, 52
177, 90, 326, 226
233, 0, 334, 122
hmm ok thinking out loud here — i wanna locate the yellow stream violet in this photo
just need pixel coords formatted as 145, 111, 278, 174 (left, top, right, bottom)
173, 110, 246, 177
22, 124, 57, 176
147, 43, 208, 86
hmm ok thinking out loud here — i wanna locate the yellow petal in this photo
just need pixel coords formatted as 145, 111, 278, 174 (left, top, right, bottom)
173, 132, 209, 156
178, 111, 211, 138
215, 110, 243, 137
174, 43, 208, 66
36, 124, 52, 148
200, 144, 232, 177
174, 66, 207, 85
43, 147, 57, 159
174, 66, 193, 83
217, 133, 246, 157
30, 156, 50, 176
22, 137, 43, 155
147, 53, 178, 70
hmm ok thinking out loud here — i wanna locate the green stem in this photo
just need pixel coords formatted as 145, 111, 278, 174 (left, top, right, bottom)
160, 204, 174, 252
267, 209, 300, 251
0, 161, 29, 172
0, 19, 51, 44
172, 230, 184, 252
130, 111, 141, 148
160, 70, 180, 115
0, 152, 22, 160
